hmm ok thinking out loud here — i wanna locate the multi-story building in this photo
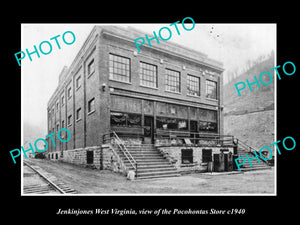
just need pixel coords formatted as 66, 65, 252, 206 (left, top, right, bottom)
46, 25, 239, 178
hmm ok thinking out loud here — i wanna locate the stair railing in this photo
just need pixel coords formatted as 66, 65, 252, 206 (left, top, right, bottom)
234, 137, 270, 165
234, 138, 254, 153
105, 131, 137, 175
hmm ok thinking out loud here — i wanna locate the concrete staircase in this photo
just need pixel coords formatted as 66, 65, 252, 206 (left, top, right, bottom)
237, 149, 271, 171
119, 144, 180, 179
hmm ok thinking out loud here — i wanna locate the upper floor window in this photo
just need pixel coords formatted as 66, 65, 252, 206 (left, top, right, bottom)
67, 86, 72, 98
88, 59, 95, 75
206, 80, 217, 99
165, 69, 180, 93
76, 108, 81, 121
67, 114, 72, 126
61, 95, 65, 106
75, 75, 81, 89
187, 74, 200, 97
109, 53, 130, 83
88, 98, 95, 114
56, 100, 59, 111
139, 62, 157, 88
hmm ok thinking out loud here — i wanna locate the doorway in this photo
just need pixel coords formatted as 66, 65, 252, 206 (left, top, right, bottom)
144, 116, 154, 144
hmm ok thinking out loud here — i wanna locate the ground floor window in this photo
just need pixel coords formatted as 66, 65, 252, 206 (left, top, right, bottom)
110, 112, 141, 127
156, 117, 188, 131
87, 151, 94, 164
199, 121, 217, 132
181, 149, 193, 164
202, 149, 212, 162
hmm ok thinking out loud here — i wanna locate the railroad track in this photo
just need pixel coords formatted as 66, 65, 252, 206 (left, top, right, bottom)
23, 160, 77, 194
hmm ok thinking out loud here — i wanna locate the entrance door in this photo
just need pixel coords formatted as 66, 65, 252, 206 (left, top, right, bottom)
144, 116, 154, 144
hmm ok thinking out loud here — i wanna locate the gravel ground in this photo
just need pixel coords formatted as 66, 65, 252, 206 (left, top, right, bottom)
23, 159, 275, 195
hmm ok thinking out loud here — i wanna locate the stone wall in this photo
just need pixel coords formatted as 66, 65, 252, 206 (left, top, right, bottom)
45, 144, 126, 174
157, 146, 234, 173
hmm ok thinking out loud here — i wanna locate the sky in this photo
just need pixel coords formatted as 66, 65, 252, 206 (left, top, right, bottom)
21, 23, 276, 135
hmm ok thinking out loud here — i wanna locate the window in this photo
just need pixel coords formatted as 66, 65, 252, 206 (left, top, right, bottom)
88, 59, 95, 75
62, 120, 65, 128
88, 98, 95, 114
178, 120, 188, 130
181, 149, 193, 164
56, 123, 59, 131
165, 69, 180, 93
187, 74, 200, 96
206, 80, 217, 99
75, 75, 81, 89
76, 108, 81, 121
56, 101, 59, 111
127, 113, 142, 127
67, 115, 72, 126
139, 62, 157, 88
110, 112, 126, 127
156, 117, 178, 130
61, 95, 65, 106
202, 149, 212, 163
109, 54, 130, 83
110, 112, 142, 127
67, 86, 72, 98
87, 151, 94, 164
199, 121, 218, 132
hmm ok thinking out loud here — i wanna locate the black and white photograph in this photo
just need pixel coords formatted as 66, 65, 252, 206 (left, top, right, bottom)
21, 23, 276, 195
4, 12, 298, 221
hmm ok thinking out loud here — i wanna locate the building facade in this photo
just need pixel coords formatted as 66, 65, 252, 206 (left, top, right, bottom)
46, 25, 227, 172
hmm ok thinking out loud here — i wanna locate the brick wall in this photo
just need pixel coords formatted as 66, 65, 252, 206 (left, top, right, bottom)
46, 26, 224, 167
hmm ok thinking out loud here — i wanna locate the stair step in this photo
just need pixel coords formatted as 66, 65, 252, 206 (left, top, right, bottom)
123, 157, 167, 161
126, 144, 155, 147
240, 166, 271, 171
126, 150, 157, 152
137, 167, 177, 172
137, 173, 180, 180
112, 144, 179, 179
126, 150, 159, 153
137, 164, 175, 169
137, 170, 179, 177
126, 146, 156, 151
242, 164, 270, 168
120, 156, 164, 160
119, 152, 162, 155
125, 163, 172, 167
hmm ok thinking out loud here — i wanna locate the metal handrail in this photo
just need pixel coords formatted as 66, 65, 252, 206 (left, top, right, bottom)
234, 137, 270, 164
107, 131, 137, 172
235, 138, 255, 152
154, 130, 235, 146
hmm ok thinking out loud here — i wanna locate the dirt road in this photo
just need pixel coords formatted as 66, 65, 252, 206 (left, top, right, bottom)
23, 159, 275, 195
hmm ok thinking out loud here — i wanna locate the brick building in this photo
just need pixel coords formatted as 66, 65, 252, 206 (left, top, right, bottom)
46, 25, 239, 178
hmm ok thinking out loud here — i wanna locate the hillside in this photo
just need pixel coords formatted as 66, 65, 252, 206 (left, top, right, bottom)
223, 54, 275, 150
23, 121, 45, 148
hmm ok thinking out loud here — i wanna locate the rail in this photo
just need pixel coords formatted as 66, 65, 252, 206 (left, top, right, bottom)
103, 131, 137, 173
24, 161, 66, 194
234, 138, 255, 153
154, 130, 235, 146
234, 138, 270, 164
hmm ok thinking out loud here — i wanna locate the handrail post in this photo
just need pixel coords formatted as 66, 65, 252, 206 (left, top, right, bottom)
135, 162, 138, 178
